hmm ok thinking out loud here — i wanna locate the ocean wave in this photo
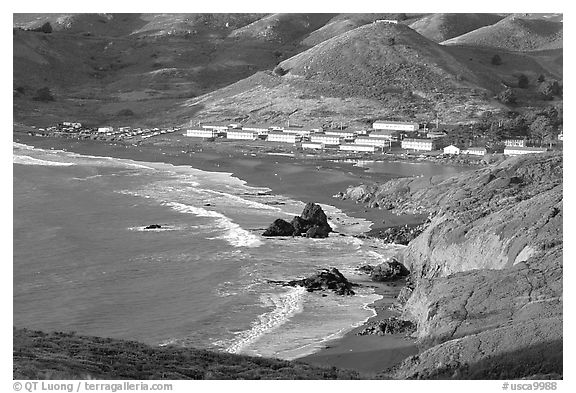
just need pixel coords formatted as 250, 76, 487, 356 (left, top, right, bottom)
13, 142, 35, 150
222, 286, 306, 355
13, 154, 75, 167
163, 201, 263, 248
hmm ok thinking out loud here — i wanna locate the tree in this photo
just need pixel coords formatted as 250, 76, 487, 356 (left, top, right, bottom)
31, 22, 52, 34
497, 88, 516, 104
117, 109, 134, 116
529, 116, 556, 144
387, 37, 395, 46
33, 87, 54, 102
537, 80, 561, 100
517, 74, 529, 88
491, 54, 502, 66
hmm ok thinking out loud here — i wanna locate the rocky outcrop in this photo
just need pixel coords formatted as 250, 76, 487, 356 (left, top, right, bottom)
358, 258, 410, 282
357, 317, 416, 336
364, 223, 427, 245
270, 268, 355, 295
262, 219, 295, 236
343, 153, 563, 379
262, 202, 332, 238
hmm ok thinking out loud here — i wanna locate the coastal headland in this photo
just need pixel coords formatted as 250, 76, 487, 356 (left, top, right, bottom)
13, 129, 562, 379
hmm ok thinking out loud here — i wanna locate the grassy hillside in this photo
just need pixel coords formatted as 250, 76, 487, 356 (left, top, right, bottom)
442, 15, 563, 52
13, 13, 563, 129
409, 13, 503, 43
14, 328, 360, 380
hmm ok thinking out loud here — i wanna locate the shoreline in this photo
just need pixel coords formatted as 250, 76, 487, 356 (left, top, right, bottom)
14, 131, 422, 375
296, 278, 418, 376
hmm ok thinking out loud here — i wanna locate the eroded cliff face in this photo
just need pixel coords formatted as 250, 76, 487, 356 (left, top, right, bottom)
340, 153, 563, 379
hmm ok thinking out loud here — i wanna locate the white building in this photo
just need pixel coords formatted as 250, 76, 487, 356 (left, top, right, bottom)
368, 129, 399, 140
373, 120, 419, 132
340, 144, 376, 153
225, 130, 258, 140
504, 147, 547, 155
401, 138, 437, 151
302, 142, 324, 150
186, 129, 219, 138
242, 125, 271, 135
311, 135, 343, 145
443, 145, 461, 155
503, 139, 526, 147
267, 131, 301, 143
325, 130, 356, 139
354, 137, 391, 148
461, 147, 487, 156
427, 131, 448, 139
98, 127, 114, 133
202, 124, 229, 132
283, 128, 312, 137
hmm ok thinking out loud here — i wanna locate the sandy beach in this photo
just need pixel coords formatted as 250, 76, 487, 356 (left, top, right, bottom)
14, 130, 424, 376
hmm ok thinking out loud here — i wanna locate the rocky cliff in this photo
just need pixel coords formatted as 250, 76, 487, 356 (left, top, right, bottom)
340, 153, 563, 379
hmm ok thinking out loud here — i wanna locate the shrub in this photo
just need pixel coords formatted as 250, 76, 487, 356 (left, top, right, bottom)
33, 87, 54, 102
388, 37, 395, 46
517, 74, 529, 89
537, 80, 561, 100
537, 74, 546, 83
117, 109, 134, 117
491, 54, 502, 65
31, 22, 52, 34
497, 88, 516, 105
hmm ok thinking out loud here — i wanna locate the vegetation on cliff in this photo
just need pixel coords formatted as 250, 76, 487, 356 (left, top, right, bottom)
13, 328, 359, 380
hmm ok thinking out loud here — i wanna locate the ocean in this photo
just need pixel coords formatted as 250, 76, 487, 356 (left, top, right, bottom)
13, 142, 405, 360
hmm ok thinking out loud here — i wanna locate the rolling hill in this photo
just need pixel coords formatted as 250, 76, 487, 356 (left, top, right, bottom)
13, 13, 563, 129
228, 13, 336, 44
409, 13, 504, 43
442, 15, 563, 52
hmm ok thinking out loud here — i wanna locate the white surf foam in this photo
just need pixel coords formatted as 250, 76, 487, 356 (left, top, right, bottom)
13, 154, 76, 167
222, 286, 306, 355
163, 201, 263, 248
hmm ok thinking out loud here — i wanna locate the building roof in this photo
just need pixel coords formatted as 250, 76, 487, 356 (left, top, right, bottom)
373, 120, 419, 125
242, 125, 271, 129
268, 130, 297, 135
369, 129, 399, 134
504, 146, 547, 151
403, 138, 435, 143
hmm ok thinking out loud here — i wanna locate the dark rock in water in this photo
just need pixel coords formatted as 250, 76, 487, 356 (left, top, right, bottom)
370, 258, 410, 282
359, 258, 410, 282
290, 216, 308, 236
273, 267, 356, 295
357, 317, 416, 336
357, 265, 374, 274
301, 202, 329, 226
144, 224, 162, 229
305, 225, 331, 238
262, 219, 295, 236
292, 202, 333, 238
262, 202, 332, 238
